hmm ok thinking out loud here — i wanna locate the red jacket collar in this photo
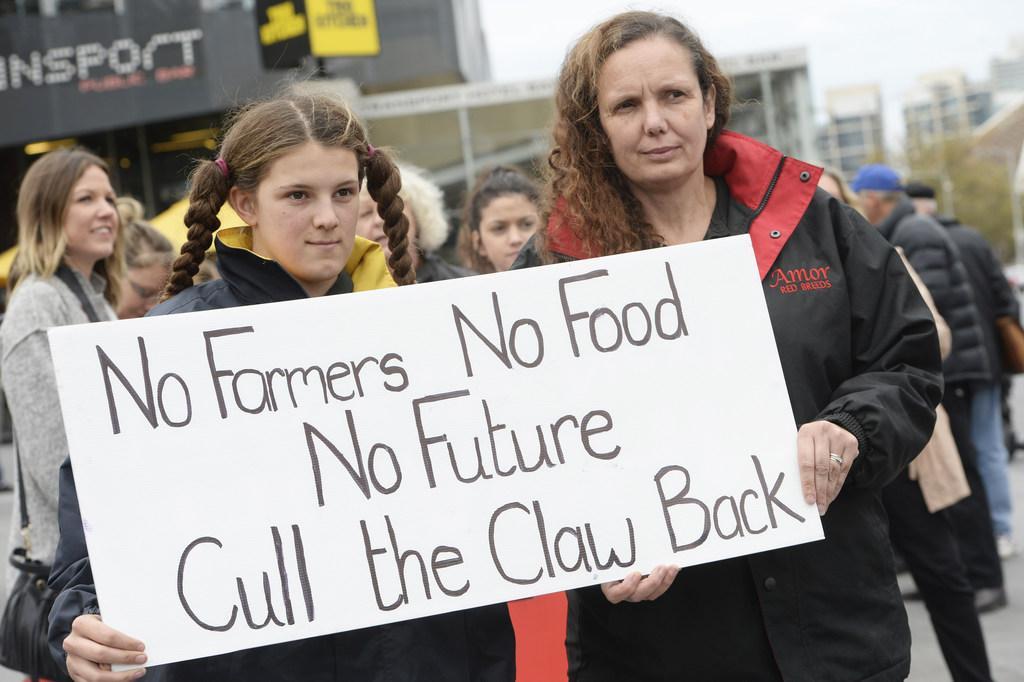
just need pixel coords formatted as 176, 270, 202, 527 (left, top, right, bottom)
546, 130, 822, 279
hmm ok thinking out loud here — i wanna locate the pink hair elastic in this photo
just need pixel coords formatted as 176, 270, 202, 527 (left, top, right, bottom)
214, 157, 229, 178
366, 144, 377, 159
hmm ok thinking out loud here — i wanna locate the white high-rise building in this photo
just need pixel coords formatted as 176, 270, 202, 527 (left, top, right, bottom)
991, 35, 1024, 110
817, 84, 885, 178
903, 70, 993, 149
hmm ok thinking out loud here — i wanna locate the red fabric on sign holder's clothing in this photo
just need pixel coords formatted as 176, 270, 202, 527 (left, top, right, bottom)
508, 593, 568, 681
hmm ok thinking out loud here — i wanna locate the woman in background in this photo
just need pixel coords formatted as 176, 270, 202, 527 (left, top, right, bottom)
2, 149, 122, 597
458, 166, 540, 273
115, 197, 173, 319
817, 166, 860, 210
357, 163, 473, 282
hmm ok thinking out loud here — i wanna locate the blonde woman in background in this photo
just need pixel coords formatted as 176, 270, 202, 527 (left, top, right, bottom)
115, 197, 174, 319
2, 149, 122, 596
818, 167, 861, 211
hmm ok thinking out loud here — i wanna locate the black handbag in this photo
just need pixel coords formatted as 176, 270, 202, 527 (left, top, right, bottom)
0, 266, 101, 680
0, 434, 72, 681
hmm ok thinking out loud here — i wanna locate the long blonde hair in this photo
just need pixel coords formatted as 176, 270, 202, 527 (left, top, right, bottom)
10, 148, 124, 306
820, 167, 863, 214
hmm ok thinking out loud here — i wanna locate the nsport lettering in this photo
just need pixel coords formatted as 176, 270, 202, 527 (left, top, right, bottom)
0, 28, 203, 91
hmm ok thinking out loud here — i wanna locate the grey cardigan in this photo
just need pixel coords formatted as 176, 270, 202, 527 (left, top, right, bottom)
1, 270, 115, 594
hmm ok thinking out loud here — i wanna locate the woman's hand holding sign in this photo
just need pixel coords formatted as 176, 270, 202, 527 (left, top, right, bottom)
64, 614, 146, 681
601, 565, 680, 604
599, 420, 856, 605
797, 421, 859, 516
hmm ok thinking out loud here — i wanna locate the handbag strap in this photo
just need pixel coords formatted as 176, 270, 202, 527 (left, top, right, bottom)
11, 266, 99, 557
10, 428, 51, 570
55, 264, 101, 323
14, 430, 27, 533
12, 427, 34, 560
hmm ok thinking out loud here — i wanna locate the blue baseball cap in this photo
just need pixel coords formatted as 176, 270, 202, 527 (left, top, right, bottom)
850, 164, 903, 193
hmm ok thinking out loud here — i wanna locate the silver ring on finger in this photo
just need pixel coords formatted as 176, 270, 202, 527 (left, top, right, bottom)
829, 453, 844, 466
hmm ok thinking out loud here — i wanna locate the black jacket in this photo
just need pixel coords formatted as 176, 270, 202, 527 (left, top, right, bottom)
417, 251, 475, 284
514, 131, 942, 682
877, 199, 989, 385
47, 229, 515, 682
939, 215, 1019, 382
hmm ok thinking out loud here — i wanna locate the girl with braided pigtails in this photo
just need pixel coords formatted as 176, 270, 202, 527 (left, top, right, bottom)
46, 92, 516, 682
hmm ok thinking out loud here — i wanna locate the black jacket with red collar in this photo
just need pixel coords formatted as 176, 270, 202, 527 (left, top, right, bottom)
513, 131, 942, 682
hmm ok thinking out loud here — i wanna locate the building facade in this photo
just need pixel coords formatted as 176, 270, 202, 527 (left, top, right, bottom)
0, 0, 490, 250
817, 84, 885, 178
903, 70, 993, 150
719, 47, 816, 161
991, 35, 1024, 111
3, 5, 824, 256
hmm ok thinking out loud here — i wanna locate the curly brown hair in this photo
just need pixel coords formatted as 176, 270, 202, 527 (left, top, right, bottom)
538, 11, 732, 260
163, 91, 413, 300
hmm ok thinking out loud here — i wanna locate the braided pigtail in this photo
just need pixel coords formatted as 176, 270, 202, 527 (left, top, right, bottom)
365, 150, 416, 285
162, 159, 231, 300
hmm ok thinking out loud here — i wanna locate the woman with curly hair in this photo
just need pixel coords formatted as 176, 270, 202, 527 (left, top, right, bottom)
514, 11, 942, 681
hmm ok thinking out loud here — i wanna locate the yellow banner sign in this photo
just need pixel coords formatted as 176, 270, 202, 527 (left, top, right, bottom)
259, 2, 308, 46
307, 0, 380, 57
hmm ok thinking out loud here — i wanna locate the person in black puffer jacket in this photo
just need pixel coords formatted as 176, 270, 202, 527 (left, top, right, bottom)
854, 165, 1006, 613
908, 182, 1020, 563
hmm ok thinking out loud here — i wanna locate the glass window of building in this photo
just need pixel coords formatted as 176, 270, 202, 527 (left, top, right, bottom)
56, 0, 117, 12
838, 131, 866, 149
201, 0, 253, 10
0, 0, 41, 14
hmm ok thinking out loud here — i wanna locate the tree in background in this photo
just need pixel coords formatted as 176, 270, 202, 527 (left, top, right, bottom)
904, 135, 1021, 262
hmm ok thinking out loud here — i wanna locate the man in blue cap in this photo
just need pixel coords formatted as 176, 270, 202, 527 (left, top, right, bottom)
852, 163, 1007, 620
851, 164, 907, 226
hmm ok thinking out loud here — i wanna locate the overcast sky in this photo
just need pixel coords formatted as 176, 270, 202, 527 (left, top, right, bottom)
478, 0, 1022, 150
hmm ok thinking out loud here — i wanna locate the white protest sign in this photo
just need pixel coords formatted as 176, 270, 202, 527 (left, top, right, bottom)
49, 235, 822, 668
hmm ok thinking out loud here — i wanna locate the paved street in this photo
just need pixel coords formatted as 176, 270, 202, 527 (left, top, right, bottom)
0, 389, 1023, 681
